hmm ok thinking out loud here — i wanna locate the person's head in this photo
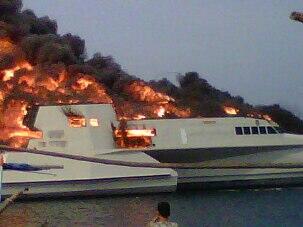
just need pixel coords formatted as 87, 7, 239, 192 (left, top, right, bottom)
157, 202, 170, 219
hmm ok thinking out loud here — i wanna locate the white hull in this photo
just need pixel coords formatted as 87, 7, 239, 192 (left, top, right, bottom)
2, 152, 177, 199
3, 148, 303, 198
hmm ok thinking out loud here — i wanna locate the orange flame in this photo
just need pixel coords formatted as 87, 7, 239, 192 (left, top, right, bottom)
8, 130, 42, 139
124, 81, 174, 103
133, 114, 146, 120
1, 100, 43, 147
223, 106, 239, 115
0, 38, 15, 54
263, 114, 272, 122
156, 106, 166, 117
115, 129, 156, 138
3, 61, 33, 81
117, 81, 190, 119
72, 77, 93, 90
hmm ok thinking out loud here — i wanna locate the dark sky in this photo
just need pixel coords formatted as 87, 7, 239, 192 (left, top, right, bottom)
23, 0, 303, 117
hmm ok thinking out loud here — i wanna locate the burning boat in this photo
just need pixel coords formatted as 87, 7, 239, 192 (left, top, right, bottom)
1, 37, 303, 197
2, 103, 303, 198
1, 1, 303, 198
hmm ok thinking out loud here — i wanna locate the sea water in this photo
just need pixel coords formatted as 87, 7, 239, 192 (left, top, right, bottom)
1, 187, 303, 227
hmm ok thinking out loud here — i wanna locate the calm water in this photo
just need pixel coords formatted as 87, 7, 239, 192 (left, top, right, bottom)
1, 187, 303, 227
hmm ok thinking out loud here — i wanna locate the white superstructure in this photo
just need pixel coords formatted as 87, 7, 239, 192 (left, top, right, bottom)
24, 104, 303, 156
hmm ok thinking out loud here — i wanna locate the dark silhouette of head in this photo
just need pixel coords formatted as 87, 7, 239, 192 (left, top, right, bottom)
157, 202, 170, 218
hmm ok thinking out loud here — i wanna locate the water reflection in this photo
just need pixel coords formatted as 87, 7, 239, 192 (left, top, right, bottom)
1, 189, 303, 226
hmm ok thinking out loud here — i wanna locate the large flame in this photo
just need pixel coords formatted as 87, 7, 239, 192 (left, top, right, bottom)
0, 36, 275, 149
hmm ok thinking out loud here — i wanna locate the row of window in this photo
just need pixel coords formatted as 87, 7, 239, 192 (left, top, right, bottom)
235, 126, 281, 135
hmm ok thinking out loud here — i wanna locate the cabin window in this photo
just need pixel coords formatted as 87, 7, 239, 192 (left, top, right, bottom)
89, 118, 99, 127
259, 126, 266, 134
251, 127, 259, 134
235, 127, 243, 135
243, 127, 251, 135
267, 126, 277, 134
68, 116, 86, 128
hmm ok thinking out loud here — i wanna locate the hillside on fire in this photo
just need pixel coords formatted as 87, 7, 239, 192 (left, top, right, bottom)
0, 0, 302, 147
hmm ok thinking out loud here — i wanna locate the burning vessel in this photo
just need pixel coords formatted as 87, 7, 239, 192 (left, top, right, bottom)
1, 1, 303, 198
2, 103, 303, 198
0, 46, 303, 196
1, 35, 303, 198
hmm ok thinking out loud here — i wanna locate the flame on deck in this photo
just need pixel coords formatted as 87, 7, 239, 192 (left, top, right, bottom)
68, 116, 86, 128
112, 120, 156, 148
263, 114, 272, 122
223, 106, 239, 115
0, 101, 42, 147
115, 129, 156, 138
133, 114, 146, 120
